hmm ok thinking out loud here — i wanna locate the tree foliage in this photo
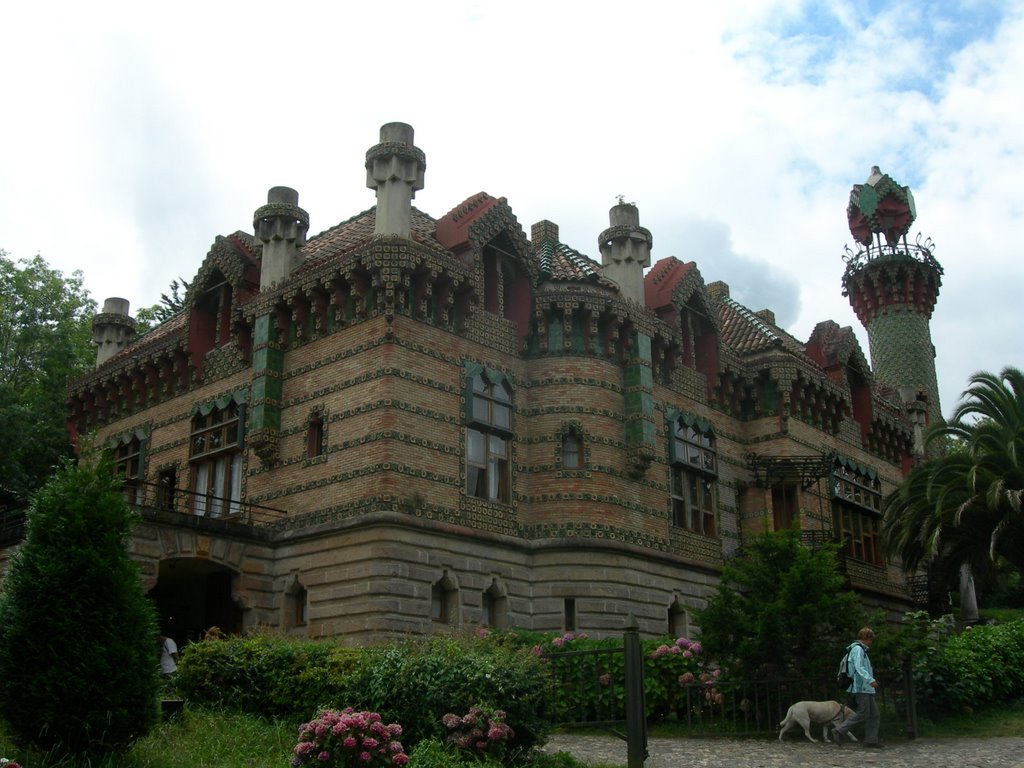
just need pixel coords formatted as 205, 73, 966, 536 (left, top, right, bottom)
0, 453, 160, 757
881, 366, 1024, 576
134, 277, 189, 335
694, 528, 863, 680
0, 251, 96, 507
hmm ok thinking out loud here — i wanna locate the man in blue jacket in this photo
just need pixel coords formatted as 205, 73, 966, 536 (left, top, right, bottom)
833, 627, 882, 748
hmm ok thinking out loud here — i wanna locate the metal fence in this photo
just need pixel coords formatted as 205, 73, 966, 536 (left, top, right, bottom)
545, 617, 648, 768
545, 629, 919, 767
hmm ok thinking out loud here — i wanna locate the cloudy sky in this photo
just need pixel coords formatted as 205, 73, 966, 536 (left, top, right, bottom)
2, 0, 1021, 417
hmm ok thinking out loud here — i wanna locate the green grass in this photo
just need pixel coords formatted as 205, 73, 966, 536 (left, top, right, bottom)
4, 701, 1024, 768
0, 707, 296, 768
916, 699, 1024, 738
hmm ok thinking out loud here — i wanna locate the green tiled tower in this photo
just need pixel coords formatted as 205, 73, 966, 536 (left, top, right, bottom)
842, 167, 944, 431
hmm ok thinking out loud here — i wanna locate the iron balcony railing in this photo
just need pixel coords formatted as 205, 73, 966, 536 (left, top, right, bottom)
123, 480, 290, 529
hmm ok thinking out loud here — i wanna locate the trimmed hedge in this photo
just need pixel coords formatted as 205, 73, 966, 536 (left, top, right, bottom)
176, 631, 554, 752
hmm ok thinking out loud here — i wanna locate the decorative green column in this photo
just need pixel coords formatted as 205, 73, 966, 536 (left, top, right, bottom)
249, 313, 284, 465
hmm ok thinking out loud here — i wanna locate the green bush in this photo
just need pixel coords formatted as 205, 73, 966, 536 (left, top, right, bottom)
176, 632, 359, 720
914, 619, 1024, 718
347, 635, 554, 752
0, 457, 160, 757
176, 632, 553, 753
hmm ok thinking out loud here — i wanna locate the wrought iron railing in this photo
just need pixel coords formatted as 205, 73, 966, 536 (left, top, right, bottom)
123, 480, 290, 528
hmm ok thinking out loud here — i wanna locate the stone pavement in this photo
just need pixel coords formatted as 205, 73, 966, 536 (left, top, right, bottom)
543, 733, 1024, 767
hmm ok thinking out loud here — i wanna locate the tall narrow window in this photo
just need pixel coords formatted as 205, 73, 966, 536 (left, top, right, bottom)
564, 598, 577, 631
115, 436, 145, 505
669, 417, 718, 537
561, 428, 583, 469
156, 467, 177, 511
307, 412, 325, 459
831, 458, 882, 565
481, 579, 507, 629
772, 483, 799, 530
190, 401, 243, 517
466, 371, 512, 503
668, 599, 689, 639
431, 572, 459, 628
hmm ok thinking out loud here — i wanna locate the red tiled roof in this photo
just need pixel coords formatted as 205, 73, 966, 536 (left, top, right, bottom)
301, 206, 441, 264
435, 192, 502, 251
644, 257, 696, 309
717, 296, 809, 359
535, 240, 618, 289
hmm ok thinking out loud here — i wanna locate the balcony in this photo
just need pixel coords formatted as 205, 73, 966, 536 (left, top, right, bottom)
124, 480, 290, 542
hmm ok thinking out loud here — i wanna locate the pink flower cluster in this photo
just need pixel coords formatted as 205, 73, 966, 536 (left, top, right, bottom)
443, 706, 514, 757
1, 759, 22, 768
292, 708, 408, 768
650, 636, 702, 659
532, 630, 591, 655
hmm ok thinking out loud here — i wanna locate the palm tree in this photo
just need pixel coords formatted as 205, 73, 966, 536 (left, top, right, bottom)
881, 367, 1024, 577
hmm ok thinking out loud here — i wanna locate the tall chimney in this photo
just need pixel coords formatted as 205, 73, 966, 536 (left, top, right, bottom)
93, 297, 136, 367
598, 202, 652, 304
366, 122, 426, 238
255, 186, 309, 291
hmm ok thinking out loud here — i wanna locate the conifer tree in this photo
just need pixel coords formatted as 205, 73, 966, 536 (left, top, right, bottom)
0, 455, 159, 757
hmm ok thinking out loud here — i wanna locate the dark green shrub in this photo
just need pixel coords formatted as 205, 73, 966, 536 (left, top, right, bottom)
695, 528, 864, 681
176, 632, 553, 753
914, 619, 1024, 717
0, 457, 160, 757
347, 635, 554, 752
175, 632, 359, 720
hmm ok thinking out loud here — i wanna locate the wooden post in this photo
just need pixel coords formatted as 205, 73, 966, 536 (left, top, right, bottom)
624, 614, 648, 767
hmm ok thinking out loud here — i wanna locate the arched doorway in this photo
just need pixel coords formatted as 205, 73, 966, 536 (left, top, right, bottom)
148, 558, 243, 646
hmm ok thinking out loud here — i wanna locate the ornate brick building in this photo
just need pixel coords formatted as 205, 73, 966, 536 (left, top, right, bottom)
55, 124, 939, 645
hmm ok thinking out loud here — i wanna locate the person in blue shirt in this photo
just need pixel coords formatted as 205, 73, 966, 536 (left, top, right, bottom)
833, 627, 882, 748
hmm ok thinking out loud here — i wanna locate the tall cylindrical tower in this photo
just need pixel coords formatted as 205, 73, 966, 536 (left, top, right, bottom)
841, 167, 944, 431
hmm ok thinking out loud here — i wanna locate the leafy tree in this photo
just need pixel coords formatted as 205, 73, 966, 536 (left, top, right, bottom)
0, 251, 96, 508
881, 367, 1024, 575
0, 453, 160, 757
134, 277, 189, 334
694, 528, 863, 680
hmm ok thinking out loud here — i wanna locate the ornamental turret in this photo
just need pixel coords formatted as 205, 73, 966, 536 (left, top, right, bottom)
366, 122, 426, 238
598, 201, 652, 305
842, 167, 943, 432
92, 297, 136, 367
255, 186, 309, 291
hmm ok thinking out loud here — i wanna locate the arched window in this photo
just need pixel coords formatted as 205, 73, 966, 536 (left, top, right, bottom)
465, 370, 512, 503
667, 597, 689, 639
481, 579, 508, 629
668, 415, 717, 536
431, 571, 459, 628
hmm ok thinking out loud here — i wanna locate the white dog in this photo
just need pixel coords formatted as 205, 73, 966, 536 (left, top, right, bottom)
778, 700, 857, 742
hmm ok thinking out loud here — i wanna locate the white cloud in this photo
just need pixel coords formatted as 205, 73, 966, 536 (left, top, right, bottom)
1, 0, 1021, 417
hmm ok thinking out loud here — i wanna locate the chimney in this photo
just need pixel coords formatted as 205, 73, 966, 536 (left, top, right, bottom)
255, 186, 309, 291
92, 297, 136, 367
598, 202, 652, 304
366, 122, 426, 238
707, 281, 730, 301
531, 220, 560, 250
754, 309, 776, 326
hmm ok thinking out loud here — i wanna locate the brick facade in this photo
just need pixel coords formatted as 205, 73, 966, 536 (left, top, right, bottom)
45, 129, 934, 644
